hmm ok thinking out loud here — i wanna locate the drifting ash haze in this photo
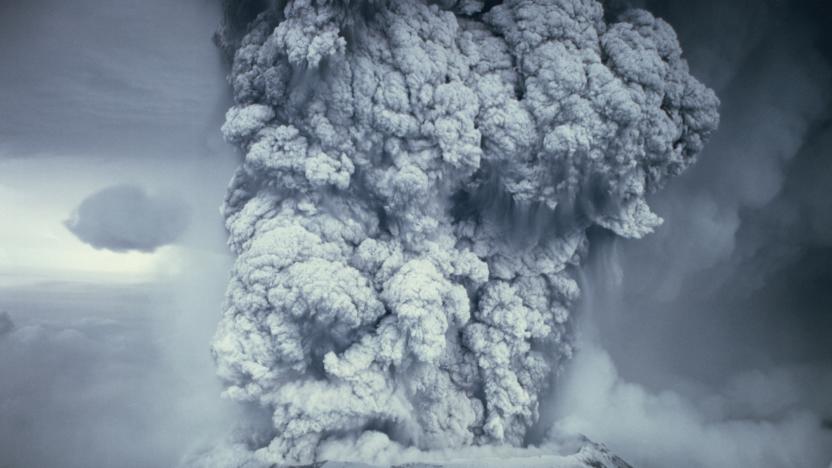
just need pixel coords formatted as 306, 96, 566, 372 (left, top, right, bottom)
198, 0, 718, 465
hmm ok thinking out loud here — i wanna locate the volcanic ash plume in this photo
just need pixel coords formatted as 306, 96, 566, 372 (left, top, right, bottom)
210, 0, 719, 464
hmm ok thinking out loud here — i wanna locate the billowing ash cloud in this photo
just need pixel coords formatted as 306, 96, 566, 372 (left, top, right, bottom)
65, 184, 190, 253
209, 0, 718, 464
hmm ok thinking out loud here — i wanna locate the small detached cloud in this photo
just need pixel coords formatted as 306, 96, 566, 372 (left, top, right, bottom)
65, 184, 189, 253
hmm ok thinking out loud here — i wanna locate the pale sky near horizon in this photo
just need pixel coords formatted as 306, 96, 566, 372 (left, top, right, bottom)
0, 0, 235, 284
0, 151, 234, 283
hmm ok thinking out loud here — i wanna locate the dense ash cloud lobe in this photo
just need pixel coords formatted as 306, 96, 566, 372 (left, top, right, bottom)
209, 0, 718, 464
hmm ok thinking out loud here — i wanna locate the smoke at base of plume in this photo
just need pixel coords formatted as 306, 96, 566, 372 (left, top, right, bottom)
206, 0, 718, 464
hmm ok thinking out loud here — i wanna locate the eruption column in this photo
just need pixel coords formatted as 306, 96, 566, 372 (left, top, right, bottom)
211, 0, 719, 463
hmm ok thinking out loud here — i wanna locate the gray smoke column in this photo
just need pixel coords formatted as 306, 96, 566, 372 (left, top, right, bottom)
209, 0, 718, 464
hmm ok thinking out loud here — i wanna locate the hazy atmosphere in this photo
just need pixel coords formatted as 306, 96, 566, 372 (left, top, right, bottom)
1, 1, 830, 467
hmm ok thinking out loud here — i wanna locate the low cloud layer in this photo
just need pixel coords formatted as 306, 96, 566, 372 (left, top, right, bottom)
0, 275, 235, 468
65, 184, 190, 253
553, 345, 832, 468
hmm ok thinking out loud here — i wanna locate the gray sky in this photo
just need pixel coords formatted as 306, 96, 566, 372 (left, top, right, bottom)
0, 0, 228, 158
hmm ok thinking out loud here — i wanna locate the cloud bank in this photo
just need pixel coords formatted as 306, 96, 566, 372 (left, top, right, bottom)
204, 0, 718, 465
554, 345, 832, 468
0, 280, 234, 468
65, 184, 190, 253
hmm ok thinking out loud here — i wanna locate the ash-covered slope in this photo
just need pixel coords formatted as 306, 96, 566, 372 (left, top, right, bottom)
205, 0, 718, 465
